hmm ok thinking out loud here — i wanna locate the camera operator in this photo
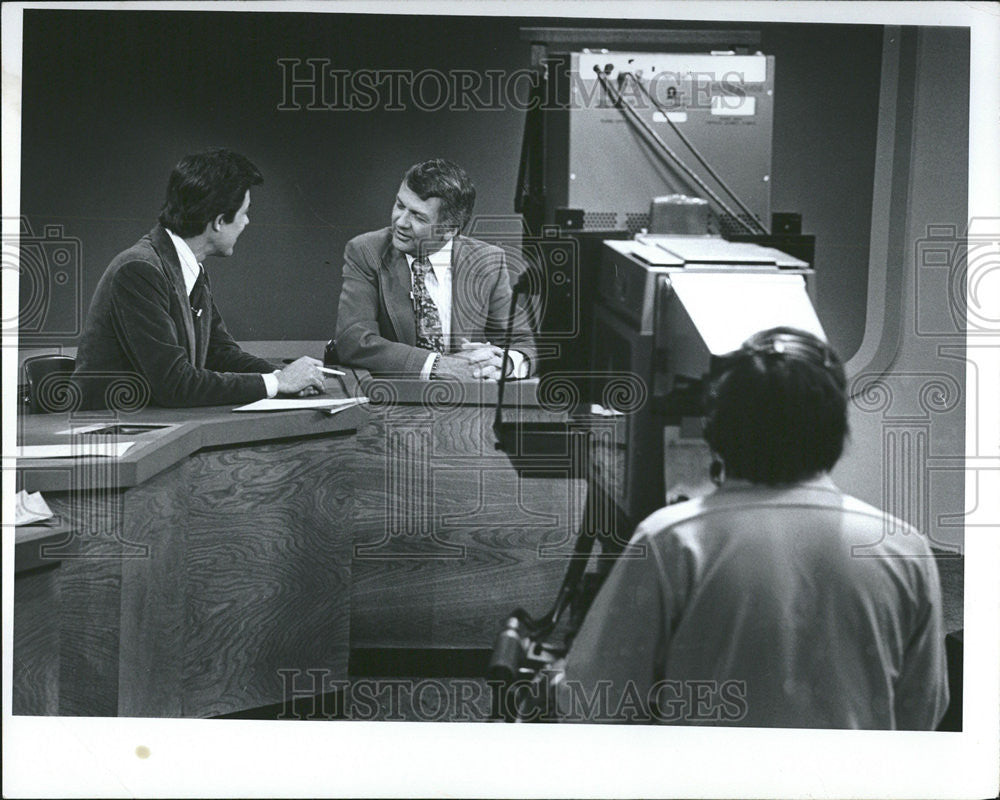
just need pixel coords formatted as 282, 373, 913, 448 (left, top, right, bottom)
555, 327, 948, 728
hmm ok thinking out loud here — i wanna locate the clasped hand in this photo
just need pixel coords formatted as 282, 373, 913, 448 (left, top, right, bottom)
435, 339, 507, 381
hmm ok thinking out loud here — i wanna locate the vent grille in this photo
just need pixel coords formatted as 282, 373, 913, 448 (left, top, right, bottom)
625, 212, 650, 234
583, 211, 619, 230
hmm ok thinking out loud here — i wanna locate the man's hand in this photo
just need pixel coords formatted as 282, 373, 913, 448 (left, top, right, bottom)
276, 356, 325, 395
432, 354, 488, 381
454, 338, 504, 380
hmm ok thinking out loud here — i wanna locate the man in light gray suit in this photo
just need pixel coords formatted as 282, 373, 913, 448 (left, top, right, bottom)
334, 159, 535, 380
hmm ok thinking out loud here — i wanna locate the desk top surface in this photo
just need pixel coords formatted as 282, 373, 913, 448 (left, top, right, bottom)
16, 398, 369, 492
349, 368, 542, 407
16, 370, 551, 492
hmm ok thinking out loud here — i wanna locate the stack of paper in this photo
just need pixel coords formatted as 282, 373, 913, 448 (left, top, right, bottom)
233, 397, 369, 413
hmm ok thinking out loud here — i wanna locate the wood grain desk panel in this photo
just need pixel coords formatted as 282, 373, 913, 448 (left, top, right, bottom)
15, 403, 362, 718
15, 371, 589, 711
13, 525, 69, 716
349, 374, 586, 650
177, 437, 355, 717
13, 570, 62, 715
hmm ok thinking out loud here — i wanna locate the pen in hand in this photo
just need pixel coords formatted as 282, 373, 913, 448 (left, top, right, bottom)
281, 358, 346, 376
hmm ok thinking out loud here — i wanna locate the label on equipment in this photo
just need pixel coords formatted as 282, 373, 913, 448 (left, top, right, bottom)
652, 111, 689, 123
710, 95, 757, 116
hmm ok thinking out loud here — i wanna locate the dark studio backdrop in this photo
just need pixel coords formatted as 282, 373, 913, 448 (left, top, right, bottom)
20, 10, 884, 360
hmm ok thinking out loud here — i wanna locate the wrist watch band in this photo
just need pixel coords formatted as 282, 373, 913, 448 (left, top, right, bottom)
429, 353, 442, 379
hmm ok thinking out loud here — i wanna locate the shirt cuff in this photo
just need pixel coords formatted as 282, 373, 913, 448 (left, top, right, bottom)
262, 371, 280, 398
506, 350, 529, 379
420, 352, 438, 380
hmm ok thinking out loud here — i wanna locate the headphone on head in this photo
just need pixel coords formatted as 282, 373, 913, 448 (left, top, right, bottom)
709, 327, 838, 381
703, 327, 843, 477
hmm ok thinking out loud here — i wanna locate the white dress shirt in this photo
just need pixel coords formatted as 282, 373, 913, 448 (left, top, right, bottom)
165, 227, 203, 296
406, 239, 527, 380
165, 229, 278, 397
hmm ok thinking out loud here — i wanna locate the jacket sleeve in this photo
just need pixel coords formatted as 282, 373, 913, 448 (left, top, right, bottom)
108, 259, 268, 407
334, 237, 433, 375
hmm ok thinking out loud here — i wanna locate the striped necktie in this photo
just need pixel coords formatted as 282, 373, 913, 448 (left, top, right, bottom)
411, 258, 445, 353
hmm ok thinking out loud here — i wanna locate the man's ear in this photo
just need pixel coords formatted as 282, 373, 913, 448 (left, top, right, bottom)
211, 214, 225, 232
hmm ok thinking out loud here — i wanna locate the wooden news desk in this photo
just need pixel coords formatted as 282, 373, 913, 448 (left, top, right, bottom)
15, 397, 366, 718
13, 369, 588, 717
345, 370, 587, 652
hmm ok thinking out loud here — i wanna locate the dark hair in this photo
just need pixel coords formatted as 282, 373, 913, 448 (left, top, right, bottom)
403, 159, 476, 231
158, 148, 263, 238
703, 327, 848, 485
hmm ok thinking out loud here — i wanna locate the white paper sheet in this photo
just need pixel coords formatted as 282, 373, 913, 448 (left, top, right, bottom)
232, 396, 369, 413
53, 423, 108, 435
14, 442, 135, 459
669, 272, 826, 354
15, 490, 54, 525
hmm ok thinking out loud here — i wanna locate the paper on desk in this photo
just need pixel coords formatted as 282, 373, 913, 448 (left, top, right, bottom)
233, 396, 370, 413
14, 441, 135, 459
15, 490, 54, 525
54, 423, 110, 435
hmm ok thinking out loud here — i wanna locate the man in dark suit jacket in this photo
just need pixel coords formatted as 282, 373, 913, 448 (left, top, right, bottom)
334, 159, 535, 380
74, 149, 325, 408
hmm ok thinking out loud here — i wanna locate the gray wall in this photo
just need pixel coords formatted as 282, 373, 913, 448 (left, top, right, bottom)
833, 26, 970, 550
20, 12, 882, 358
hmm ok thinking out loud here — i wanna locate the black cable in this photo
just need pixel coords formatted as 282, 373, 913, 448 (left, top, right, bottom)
593, 66, 762, 236
625, 72, 768, 234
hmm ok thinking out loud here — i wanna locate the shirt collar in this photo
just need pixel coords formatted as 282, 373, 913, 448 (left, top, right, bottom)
405, 238, 453, 279
716, 473, 840, 495
165, 227, 203, 296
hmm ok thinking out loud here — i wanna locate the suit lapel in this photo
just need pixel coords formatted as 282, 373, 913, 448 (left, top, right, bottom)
380, 239, 416, 346
149, 225, 197, 363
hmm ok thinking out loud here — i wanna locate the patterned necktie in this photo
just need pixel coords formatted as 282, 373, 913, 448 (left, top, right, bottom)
411, 258, 445, 353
